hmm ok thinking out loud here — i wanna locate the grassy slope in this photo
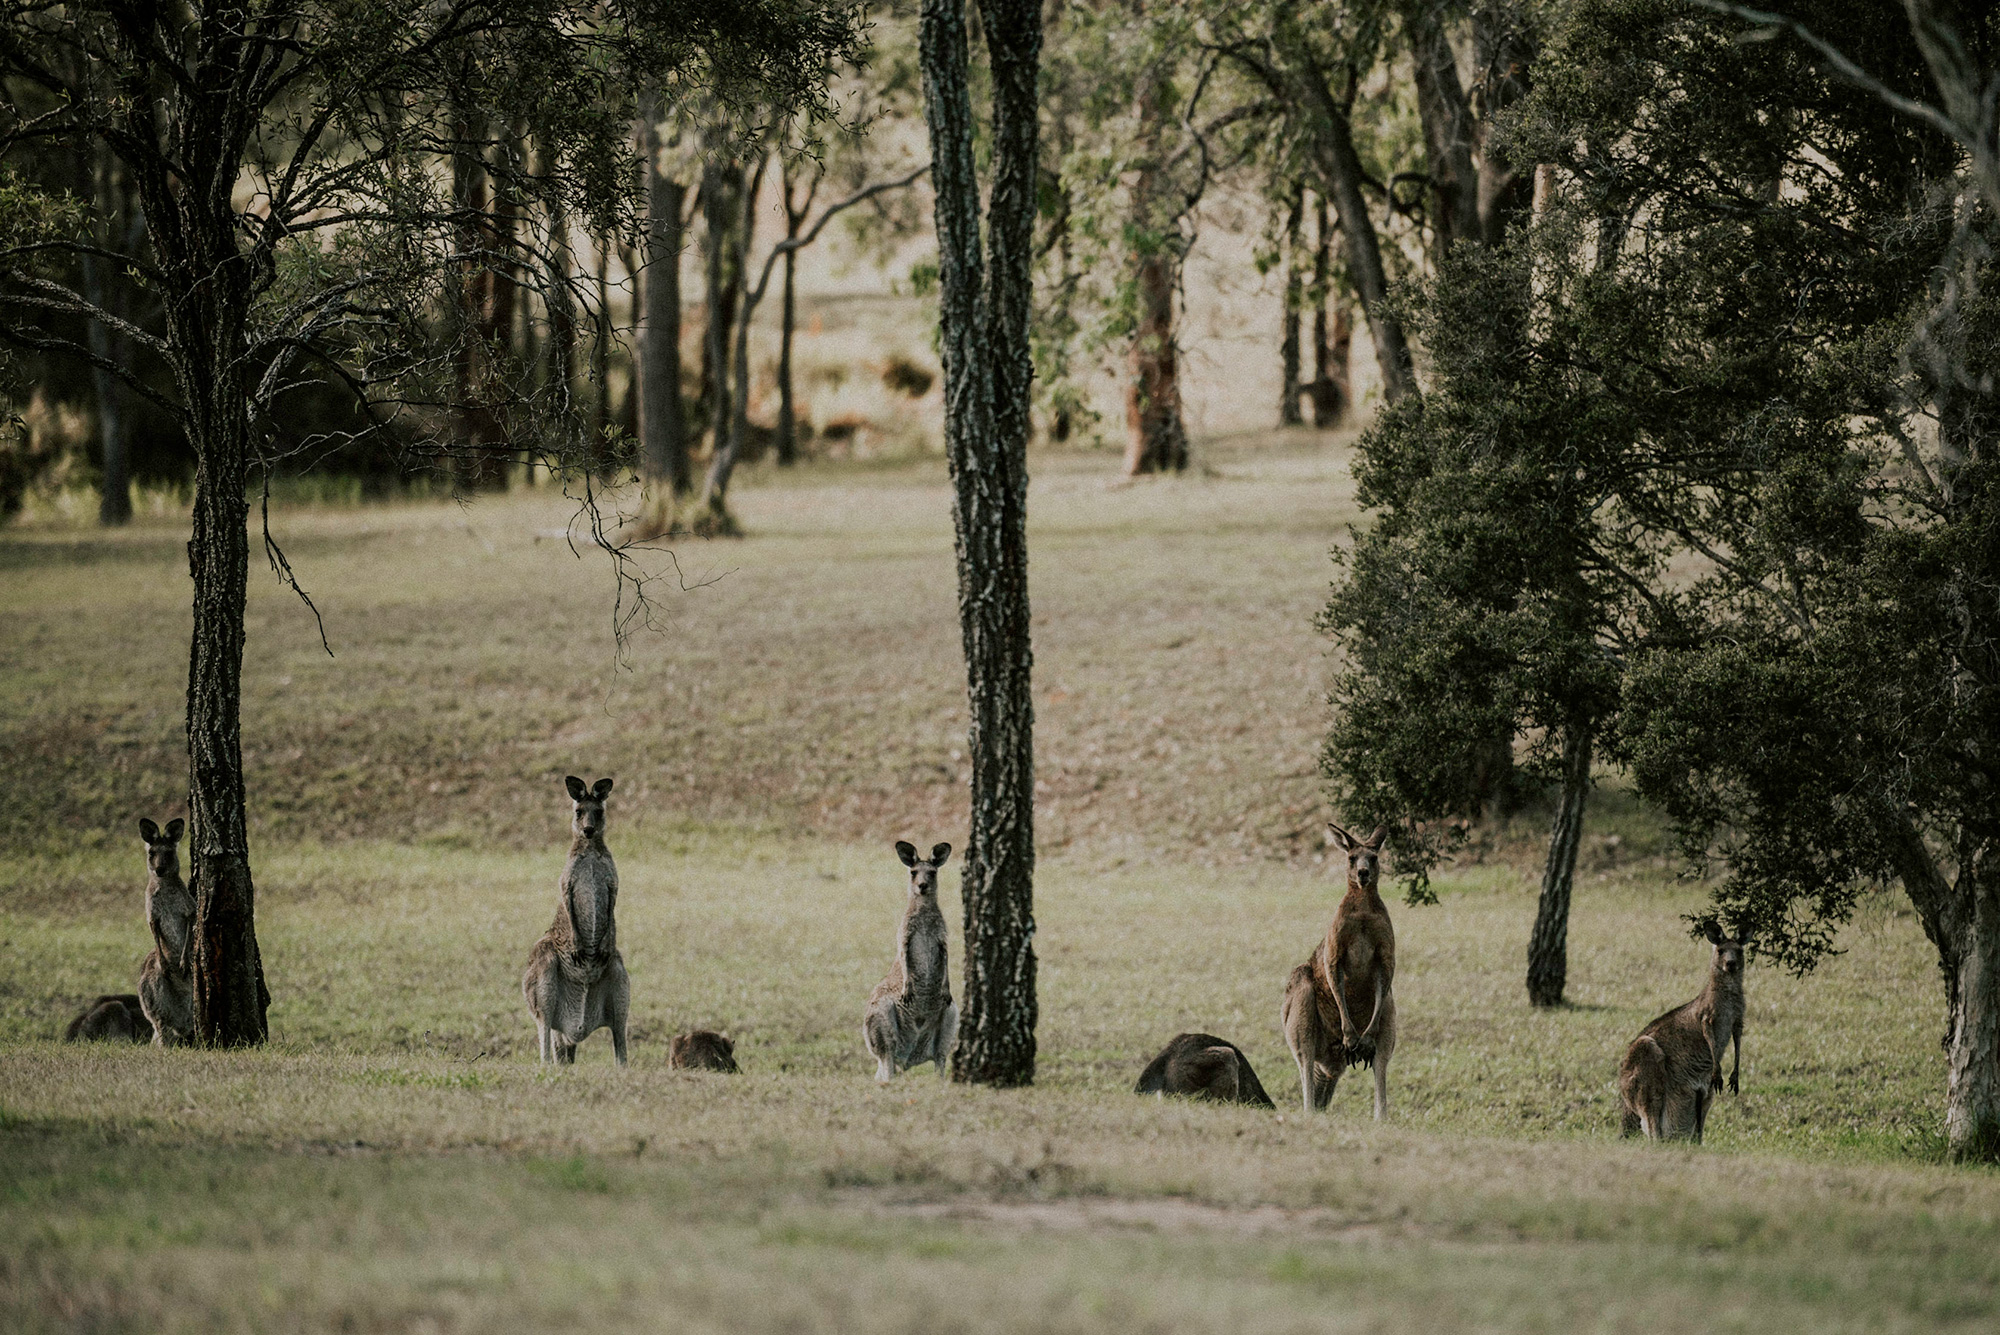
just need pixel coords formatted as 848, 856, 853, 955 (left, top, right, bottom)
2, 442, 1993, 1333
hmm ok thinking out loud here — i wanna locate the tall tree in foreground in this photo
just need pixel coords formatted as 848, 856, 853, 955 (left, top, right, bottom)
0, 0, 851, 1043
920, 0, 1041, 1086
632, 87, 693, 538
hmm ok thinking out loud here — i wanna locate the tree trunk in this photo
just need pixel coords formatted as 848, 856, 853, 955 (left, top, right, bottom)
1272, 24, 1417, 403
452, 120, 507, 492
542, 141, 580, 459
83, 146, 132, 526
1939, 850, 2000, 1161
697, 155, 743, 450
590, 228, 612, 473
1406, 0, 1481, 255
172, 273, 269, 1047
636, 91, 690, 528
776, 243, 800, 466
920, 0, 1039, 1087
1472, 6, 1536, 246
1309, 197, 1347, 428
700, 155, 765, 535
1526, 728, 1591, 1008
1279, 186, 1304, 428
1122, 69, 1188, 476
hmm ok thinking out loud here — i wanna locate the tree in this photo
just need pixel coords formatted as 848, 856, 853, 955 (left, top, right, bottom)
0, 0, 852, 1043
919, 0, 1041, 1086
1511, 0, 2000, 1156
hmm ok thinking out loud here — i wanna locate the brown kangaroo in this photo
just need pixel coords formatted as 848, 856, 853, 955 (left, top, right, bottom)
63, 994, 149, 1043
523, 776, 630, 1066
1133, 1032, 1276, 1107
1282, 822, 1398, 1119
136, 817, 195, 1047
863, 841, 957, 1083
669, 1030, 740, 1072
1619, 923, 1745, 1143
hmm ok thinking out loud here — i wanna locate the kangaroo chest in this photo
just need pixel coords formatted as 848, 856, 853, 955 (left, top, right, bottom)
559, 847, 618, 963
899, 909, 950, 1007
148, 881, 193, 964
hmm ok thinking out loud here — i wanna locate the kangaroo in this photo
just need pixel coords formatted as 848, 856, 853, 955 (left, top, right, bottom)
523, 776, 630, 1067
1134, 1032, 1276, 1107
1282, 822, 1398, 1119
63, 994, 149, 1043
863, 841, 958, 1083
669, 1030, 740, 1072
1619, 923, 1746, 1143
135, 817, 195, 1047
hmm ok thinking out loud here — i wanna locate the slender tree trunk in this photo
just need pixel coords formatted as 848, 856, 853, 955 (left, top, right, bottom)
697, 156, 743, 449
542, 141, 580, 462
1122, 69, 1188, 476
452, 118, 508, 491
83, 146, 132, 525
921, 0, 1039, 1087
1272, 24, 1417, 402
636, 91, 690, 528
590, 227, 612, 471
168, 254, 269, 1046
701, 155, 765, 534
1941, 849, 2000, 1161
776, 243, 800, 466
1280, 186, 1304, 428
1472, 7, 1536, 246
1406, 0, 1480, 255
1310, 197, 1347, 427
1526, 728, 1591, 1008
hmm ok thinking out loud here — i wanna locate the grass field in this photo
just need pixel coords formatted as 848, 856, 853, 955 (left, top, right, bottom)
3, 438, 1995, 1333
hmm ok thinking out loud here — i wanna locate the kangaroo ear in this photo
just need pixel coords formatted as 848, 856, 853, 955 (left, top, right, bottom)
930, 842, 952, 867
565, 776, 587, 801
1327, 823, 1356, 852
592, 777, 614, 800
1365, 825, 1389, 850
164, 818, 185, 843
138, 818, 159, 843
895, 841, 919, 867
1702, 920, 1724, 945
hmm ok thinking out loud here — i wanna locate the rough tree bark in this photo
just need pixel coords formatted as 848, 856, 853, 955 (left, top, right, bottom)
1122, 65, 1188, 476
170, 222, 270, 1046
1526, 727, 1591, 1008
920, 0, 1040, 1087
1406, 0, 1481, 255
636, 89, 691, 530
452, 114, 508, 492
1279, 185, 1304, 427
700, 153, 768, 535
1309, 196, 1348, 427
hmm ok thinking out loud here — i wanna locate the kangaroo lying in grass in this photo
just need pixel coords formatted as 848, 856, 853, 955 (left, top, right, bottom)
523, 777, 630, 1067
1620, 923, 1746, 1143
1134, 1033, 1275, 1107
1282, 822, 1398, 1119
863, 841, 957, 1083
136, 817, 195, 1047
669, 1030, 739, 1072
63, 994, 149, 1043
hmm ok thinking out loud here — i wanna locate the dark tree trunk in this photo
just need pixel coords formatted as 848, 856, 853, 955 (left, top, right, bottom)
1279, 186, 1304, 428
1526, 728, 1591, 1008
1406, 0, 1481, 255
1472, 7, 1537, 246
1122, 70, 1188, 476
1270, 24, 1417, 402
776, 244, 800, 466
920, 0, 1039, 1087
1309, 197, 1347, 428
452, 117, 507, 492
83, 145, 132, 526
1945, 864, 2000, 1160
590, 227, 612, 471
636, 90, 690, 516
701, 155, 766, 534
697, 155, 744, 450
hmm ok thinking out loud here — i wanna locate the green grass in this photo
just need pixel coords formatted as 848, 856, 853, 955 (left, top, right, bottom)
2, 439, 1994, 1332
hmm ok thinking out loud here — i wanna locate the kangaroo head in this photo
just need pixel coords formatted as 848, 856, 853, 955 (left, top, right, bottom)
1702, 921, 1746, 977
1328, 821, 1388, 892
564, 775, 613, 840
894, 840, 952, 899
137, 817, 185, 878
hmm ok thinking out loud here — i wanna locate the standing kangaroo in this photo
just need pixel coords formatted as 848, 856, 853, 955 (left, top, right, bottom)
1619, 924, 1745, 1143
523, 776, 630, 1067
136, 817, 195, 1047
1282, 822, 1398, 1119
863, 841, 958, 1083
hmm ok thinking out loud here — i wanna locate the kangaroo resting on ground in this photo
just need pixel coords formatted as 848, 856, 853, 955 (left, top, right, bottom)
1134, 1032, 1276, 1107
136, 817, 195, 1047
1619, 923, 1745, 1143
523, 776, 630, 1067
669, 1030, 740, 1072
863, 841, 958, 1083
1282, 822, 1398, 1119
64, 994, 149, 1043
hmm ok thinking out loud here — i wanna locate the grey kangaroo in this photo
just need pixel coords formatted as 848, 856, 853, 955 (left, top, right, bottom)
136, 817, 195, 1047
1133, 1032, 1276, 1107
863, 841, 957, 1083
1282, 822, 1398, 1119
64, 994, 149, 1043
523, 776, 630, 1067
1619, 924, 1746, 1143
669, 1030, 740, 1072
